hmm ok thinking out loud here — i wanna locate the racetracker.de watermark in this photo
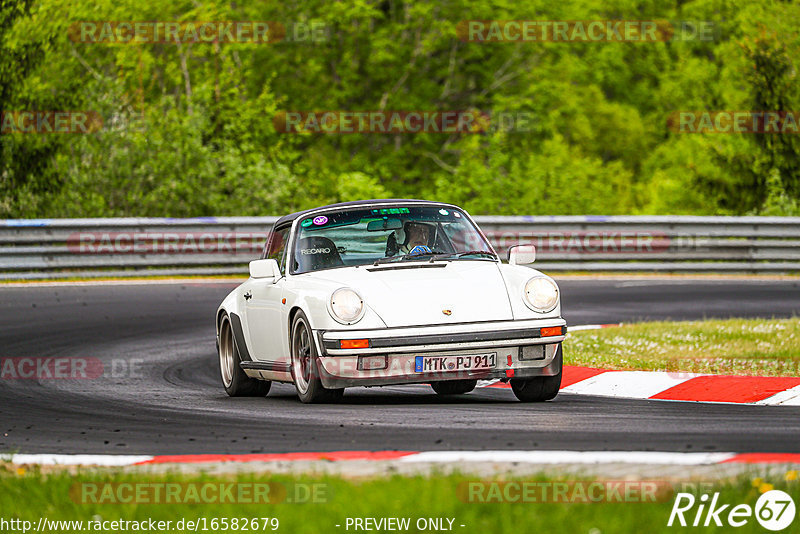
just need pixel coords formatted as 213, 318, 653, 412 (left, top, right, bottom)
274, 111, 534, 134
68, 21, 330, 44
457, 20, 716, 42
486, 231, 711, 255
459, 481, 675, 503
67, 232, 268, 254
0, 111, 103, 134
668, 111, 800, 134
70, 482, 329, 504
0, 357, 143, 379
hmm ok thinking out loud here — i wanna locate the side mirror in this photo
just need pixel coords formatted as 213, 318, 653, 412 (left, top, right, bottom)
249, 259, 281, 279
508, 244, 536, 265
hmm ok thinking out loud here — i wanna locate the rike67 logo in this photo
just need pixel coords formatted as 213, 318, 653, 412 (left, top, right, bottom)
668, 490, 796, 530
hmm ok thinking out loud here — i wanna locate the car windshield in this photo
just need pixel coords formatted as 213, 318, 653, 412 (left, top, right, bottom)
290, 205, 495, 274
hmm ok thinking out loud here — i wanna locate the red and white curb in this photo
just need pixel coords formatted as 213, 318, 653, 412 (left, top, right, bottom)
4, 450, 800, 467
483, 367, 800, 405
479, 322, 800, 406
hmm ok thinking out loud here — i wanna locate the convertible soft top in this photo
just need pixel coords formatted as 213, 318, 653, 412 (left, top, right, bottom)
273, 198, 454, 228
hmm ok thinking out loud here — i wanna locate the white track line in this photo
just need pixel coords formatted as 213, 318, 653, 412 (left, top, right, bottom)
6, 454, 153, 466
400, 451, 736, 465
4, 451, 739, 466
7, 451, 800, 467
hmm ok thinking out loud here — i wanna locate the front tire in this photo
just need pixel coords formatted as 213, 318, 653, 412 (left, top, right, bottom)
431, 379, 477, 395
291, 311, 344, 403
510, 345, 562, 402
218, 314, 271, 397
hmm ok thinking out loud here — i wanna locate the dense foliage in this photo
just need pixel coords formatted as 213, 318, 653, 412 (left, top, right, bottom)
1, 0, 798, 217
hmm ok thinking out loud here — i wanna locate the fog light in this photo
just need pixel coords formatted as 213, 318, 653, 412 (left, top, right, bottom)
358, 355, 387, 371
340, 339, 370, 349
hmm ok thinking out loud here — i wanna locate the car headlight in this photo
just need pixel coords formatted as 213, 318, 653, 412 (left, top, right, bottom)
329, 288, 365, 324
523, 277, 559, 313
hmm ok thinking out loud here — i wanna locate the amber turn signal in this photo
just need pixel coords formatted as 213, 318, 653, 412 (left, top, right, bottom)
340, 339, 370, 349
540, 326, 563, 337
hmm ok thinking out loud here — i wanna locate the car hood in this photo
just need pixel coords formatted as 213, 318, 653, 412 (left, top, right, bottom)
308, 261, 513, 327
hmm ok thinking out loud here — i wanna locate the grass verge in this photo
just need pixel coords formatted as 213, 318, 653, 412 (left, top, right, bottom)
0, 467, 798, 533
566, 317, 800, 376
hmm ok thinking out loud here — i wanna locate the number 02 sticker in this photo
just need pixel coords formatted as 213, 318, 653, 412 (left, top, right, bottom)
756, 490, 796, 531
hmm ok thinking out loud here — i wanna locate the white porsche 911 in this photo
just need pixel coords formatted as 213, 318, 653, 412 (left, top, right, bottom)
216, 199, 566, 403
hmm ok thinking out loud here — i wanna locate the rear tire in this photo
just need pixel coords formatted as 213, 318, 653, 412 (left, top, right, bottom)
431, 379, 477, 395
291, 311, 344, 403
219, 314, 271, 397
510, 345, 562, 402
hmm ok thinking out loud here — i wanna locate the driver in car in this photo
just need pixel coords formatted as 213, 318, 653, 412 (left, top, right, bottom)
399, 222, 433, 254
385, 221, 437, 257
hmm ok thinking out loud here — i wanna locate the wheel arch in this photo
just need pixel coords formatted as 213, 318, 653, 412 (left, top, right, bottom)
288, 306, 304, 342
216, 286, 241, 335
216, 308, 228, 332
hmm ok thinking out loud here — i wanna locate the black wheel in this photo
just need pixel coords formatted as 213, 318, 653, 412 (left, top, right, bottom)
431, 379, 477, 395
290, 311, 344, 403
218, 314, 271, 397
510, 345, 562, 402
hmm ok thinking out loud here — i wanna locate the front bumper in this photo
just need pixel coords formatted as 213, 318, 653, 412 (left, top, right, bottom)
314, 318, 566, 389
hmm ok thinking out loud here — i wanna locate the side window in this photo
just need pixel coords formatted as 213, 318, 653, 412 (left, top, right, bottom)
265, 226, 290, 274
443, 222, 483, 251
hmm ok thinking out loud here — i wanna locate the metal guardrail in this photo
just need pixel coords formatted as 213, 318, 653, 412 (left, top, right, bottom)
1, 215, 799, 279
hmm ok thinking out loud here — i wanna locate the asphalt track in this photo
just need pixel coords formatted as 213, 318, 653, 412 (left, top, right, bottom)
0, 278, 799, 455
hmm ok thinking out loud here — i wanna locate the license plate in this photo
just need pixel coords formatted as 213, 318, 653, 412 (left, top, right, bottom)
414, 353, 497, 373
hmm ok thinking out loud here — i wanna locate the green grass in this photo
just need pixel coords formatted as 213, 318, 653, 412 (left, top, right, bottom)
566, 317, 800, 377
0, 467, 798, 533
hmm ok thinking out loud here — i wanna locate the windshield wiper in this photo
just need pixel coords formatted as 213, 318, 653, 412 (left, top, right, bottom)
402, 249, 449, 262
373, 256, 405, 266
373, 249, 454, 266
456, 250, 497, 259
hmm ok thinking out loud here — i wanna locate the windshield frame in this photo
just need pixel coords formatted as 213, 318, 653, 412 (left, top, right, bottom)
285, 202, 497, 276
